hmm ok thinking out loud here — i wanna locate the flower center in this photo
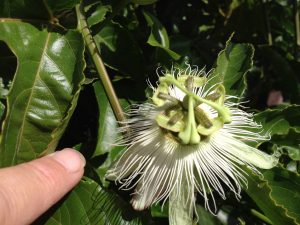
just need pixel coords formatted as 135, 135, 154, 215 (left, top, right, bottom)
153, 74, 231, 145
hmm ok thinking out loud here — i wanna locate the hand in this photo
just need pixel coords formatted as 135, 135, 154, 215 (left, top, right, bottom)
0, 148, 85, 225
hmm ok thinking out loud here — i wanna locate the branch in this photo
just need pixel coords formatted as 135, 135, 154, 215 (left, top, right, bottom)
76, 4, 125, 123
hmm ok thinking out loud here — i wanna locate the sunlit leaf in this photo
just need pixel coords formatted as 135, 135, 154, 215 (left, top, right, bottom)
87, 4, 112, 27
143, 11, 180, 60
0, 21, 84, 166
210, 38, 254, 98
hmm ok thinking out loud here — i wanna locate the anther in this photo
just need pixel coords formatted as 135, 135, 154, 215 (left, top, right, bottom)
158, 92, 179, 103
205, 92, 221, 101
167, 112, 184, 126
194, 107, 213, 128
185, 76, 194, 92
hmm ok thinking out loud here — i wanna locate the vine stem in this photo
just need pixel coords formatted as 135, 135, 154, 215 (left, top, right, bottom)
75, 4, 125, 122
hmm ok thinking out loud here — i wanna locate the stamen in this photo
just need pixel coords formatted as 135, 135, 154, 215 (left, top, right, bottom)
158, 92, 179, 103
205, 92, 221, 101
194, 107, 213, 128
168, 111, 184, 126
185, 76, 194, 92
159, 75, 231, 123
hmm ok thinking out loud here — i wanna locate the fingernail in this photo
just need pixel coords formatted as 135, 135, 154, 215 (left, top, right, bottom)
50, 149, 86, 173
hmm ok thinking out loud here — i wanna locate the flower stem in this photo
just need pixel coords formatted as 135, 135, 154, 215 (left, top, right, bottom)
169, 180, 193, 225
250, 209, 273, 225
75, 4, 125, 122
159, 75, 231, 123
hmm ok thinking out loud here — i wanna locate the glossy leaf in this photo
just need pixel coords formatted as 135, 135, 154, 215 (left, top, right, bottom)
87, 4, 112, 26
92, 80, 124, 185
92, 80, 118, 158
0, 21, 84, 166
210, 39, 254, 98
254, 105, 300, 136
246, 168, 298, 225
143, 11, 180, 60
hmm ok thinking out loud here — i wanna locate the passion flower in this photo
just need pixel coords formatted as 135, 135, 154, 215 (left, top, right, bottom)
106, 65, 278, 221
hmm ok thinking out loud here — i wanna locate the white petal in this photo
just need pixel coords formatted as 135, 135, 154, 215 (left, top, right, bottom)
212, 131, 278, 169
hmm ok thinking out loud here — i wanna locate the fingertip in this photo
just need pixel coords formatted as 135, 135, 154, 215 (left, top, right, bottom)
0, 148, 86, 225
49, 148, 86, 174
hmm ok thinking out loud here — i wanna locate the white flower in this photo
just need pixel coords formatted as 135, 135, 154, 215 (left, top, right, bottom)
105, 65, 278, 219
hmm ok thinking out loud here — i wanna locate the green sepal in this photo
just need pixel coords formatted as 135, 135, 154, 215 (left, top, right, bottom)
197, 118, 223, 136
156, 113, 184, 132
152, 82, 169, 106
177, 75, 207, 88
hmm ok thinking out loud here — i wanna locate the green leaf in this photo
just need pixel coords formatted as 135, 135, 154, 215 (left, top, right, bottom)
131, 0, 157, 5
39, 178, 99, 225
94, 22, 145, 80
84, 184, 145, 225
33, 177, 142, 225
87, 5, 112, 27
285, 145, 300, 161
44, 0, 81, 14
211, 38, 254, 98
143, 11, 180, 60
92, 80, 125, 185
0, 21, 85, 167
264, 168, 300, 224
93, 80, 118, 158
246, 168, 299, 225
196, 205, 221, 225
254, 105, 300, 136
42, 177, 146, 225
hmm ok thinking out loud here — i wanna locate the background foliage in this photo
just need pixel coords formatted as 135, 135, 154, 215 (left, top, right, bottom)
0, 0, 300, 224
